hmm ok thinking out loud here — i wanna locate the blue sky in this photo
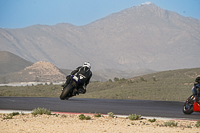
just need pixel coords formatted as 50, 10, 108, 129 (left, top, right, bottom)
0, 0, 200, 29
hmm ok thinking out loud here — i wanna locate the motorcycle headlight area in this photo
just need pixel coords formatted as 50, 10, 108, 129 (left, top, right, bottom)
72, 75, 79, 82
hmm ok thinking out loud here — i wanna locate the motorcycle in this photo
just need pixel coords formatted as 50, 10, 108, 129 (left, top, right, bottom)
183, 84, 200, 114
60, 75, 82, 100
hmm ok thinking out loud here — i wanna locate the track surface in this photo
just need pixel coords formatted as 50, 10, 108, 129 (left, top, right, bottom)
0, 97, 199, 120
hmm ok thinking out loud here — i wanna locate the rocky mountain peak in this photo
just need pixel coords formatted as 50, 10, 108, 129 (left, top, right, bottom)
24, 61, 62, 75
24, 61, 65, 82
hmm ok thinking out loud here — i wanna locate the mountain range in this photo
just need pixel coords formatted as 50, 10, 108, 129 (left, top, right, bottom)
0, 51, 155, 83
0, 51, 32, 75
1, 3, 200, 77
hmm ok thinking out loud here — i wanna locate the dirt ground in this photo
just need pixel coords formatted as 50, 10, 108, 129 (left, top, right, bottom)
0, 113, 199, 133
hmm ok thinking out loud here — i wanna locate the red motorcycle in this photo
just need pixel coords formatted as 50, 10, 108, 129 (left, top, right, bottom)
183, 84, 200, 114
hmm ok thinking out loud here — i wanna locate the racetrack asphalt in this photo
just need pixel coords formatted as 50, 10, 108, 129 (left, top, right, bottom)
0, 97, 199, 120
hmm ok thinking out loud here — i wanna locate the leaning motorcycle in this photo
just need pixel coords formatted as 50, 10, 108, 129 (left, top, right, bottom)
183, 84, 200, 114
60, 75, 80, 100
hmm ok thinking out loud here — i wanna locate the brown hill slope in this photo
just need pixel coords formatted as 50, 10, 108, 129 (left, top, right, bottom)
0, 61, 65, 83
0, 51, 142, 82
0, 3, 200, 72
0, 51, 33, 75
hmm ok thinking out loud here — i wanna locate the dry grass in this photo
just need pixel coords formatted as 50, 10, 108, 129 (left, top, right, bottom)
0, 67, 199, 101
0, 113, 200, 133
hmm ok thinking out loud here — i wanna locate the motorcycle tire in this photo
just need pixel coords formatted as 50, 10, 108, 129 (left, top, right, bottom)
60, 84, 73, 100
183, 95, 194, 114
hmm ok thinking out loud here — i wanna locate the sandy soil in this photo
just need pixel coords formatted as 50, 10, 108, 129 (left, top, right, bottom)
0, 113, 199, 133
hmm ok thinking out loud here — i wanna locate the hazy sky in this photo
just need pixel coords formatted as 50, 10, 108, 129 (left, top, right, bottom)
0, 0, 200, 29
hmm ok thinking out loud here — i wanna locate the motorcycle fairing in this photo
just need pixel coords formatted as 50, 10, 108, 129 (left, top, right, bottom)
193, 97, 200, 112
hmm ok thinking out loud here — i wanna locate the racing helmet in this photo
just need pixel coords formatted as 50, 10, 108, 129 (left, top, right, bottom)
83, 62, 91, 69
195, 77, 200, 83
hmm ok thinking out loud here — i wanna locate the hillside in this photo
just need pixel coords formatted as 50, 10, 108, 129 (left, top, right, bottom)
0, 51, 33, 75
93, 68, 155, 81
0, 61, 65, 83
0, 51, 155, 82
77, 67, 200, 101
0, 3, 199, 74
0, 59, 110, 83
0, 67, 199, 101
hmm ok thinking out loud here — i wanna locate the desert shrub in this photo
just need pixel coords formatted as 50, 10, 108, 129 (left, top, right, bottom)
108, 79, 113, 82
148, 118, 156, 122
152, 77, 157, 81
61, 114, 67, 118
79, 114, 85, 120
3, 112, 20, 120
114, 77, 119, 82
79, 114, 91, 120
140, 77, 147, 82
196, 121, 200, 127
12, 112, 20, 116
127, 114, 141, 120
32, 107, 51, 115
108, 112, 114, 118
21, 111, 25, 115
3, 114, 13, 119
118, 78, 127, 84
94, 113, 101, 117
85, 116, 91, 120
164, 121, 178, 127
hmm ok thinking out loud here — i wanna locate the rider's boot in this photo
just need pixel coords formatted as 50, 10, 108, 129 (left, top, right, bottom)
77, 88, 84, 94
72, 88, 78, 96
77, 87, 86, 94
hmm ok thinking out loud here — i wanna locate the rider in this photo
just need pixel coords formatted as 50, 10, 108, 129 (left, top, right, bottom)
62, 62, 92, 95
194, 77, 200, 94
194, 76, 200, 104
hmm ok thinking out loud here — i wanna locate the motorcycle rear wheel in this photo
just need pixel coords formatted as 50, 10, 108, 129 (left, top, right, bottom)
60, 84, 73, 100
183, 95, 194, 114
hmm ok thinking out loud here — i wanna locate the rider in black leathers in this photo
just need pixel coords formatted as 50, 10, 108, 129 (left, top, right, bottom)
62, 62, 92, 95
193, 77, 200, 94
193, 77, 200, 104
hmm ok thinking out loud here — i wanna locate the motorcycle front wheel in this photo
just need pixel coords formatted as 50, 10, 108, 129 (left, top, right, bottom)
183, 95, 194, 114
60, 84, 73, 100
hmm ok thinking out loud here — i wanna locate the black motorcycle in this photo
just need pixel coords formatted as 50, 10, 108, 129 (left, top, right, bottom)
60, 75, 81, 100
